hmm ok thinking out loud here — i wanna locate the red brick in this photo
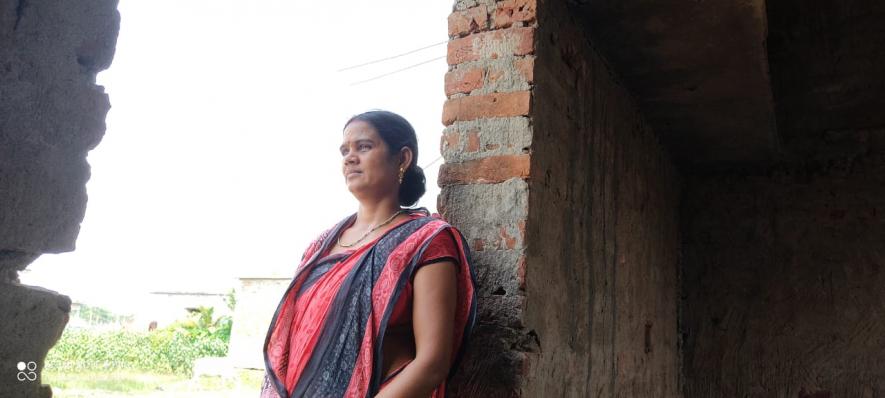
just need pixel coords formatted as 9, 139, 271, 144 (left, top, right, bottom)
499, 226, 517, 249
485, 57, 534, 89
487, 68, 505, 85
466, 131, 481, 152
514, 56, 534, 84
473, 238, 485, 252
448, 6, 489, 37
447, 27, 535, 65
442, 91, 531, 125
438, 154, 531, 185
441, 130, 460, 153
445, 67, 484, 96
436, 195, 446, 216
494, 0, 537, 29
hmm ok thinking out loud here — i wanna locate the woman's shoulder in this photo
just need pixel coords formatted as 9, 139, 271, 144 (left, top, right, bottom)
409, 211, 468, 242
406, 209, 449, 227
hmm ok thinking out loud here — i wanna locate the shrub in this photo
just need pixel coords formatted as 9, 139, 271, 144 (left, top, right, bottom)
46, 306, 232, 376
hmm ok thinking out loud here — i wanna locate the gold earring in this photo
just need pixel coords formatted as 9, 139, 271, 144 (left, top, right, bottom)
398, 167, 405, 184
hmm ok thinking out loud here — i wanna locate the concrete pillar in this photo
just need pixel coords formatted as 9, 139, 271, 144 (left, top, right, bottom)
440, 0, 681, 395
439, 1, 536, 396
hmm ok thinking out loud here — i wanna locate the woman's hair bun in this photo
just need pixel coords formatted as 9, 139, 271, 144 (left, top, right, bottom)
399, 165, 426, 207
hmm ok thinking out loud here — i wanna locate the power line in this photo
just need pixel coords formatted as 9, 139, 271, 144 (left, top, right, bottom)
421, 155, 443, 170
337, 40, 448, 72
349, 55, 446, 86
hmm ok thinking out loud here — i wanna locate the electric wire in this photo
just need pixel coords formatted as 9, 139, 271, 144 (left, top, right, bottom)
336, 40, 448, 72
348, 56, 446, 86
420, 155, 443, 170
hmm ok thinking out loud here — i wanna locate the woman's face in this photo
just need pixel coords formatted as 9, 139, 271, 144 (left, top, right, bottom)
340, 120, 400, 197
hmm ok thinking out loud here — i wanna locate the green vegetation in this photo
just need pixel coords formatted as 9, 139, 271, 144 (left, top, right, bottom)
43, 296, 249, 396
46, 305, 233, 376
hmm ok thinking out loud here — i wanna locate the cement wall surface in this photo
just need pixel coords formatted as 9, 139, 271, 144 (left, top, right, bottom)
520, 0, 682, 396
228, 278, 292, 370
682, 151, 885, 397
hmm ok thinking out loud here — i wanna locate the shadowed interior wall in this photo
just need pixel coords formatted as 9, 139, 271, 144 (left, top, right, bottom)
682, 142, 885, 397
520, 0, 682, 395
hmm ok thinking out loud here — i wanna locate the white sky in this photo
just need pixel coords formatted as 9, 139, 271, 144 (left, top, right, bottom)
20, 0, 452, 314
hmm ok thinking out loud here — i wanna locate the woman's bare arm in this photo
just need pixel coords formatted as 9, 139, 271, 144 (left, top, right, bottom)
374, 260, 458, 398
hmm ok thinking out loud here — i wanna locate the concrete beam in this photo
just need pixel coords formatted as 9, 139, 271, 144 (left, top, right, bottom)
570, 0, 779, 169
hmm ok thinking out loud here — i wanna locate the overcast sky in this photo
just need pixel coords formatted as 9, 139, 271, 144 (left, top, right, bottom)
20, 0, 452, 314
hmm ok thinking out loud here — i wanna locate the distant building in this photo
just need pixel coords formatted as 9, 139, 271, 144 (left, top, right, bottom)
66, 302, 89, 329
227, 277, 291, 370
144, 290, 232, 329
66, 301, 135, 331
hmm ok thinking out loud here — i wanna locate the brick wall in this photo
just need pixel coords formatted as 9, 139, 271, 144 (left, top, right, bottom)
439, 0, 682, 395
439, 1, 536, 396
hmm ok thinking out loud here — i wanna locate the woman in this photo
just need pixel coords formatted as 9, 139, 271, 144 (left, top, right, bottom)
261, 110, 477, 398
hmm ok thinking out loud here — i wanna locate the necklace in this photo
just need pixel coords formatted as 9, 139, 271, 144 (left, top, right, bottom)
337, 209, 407, 248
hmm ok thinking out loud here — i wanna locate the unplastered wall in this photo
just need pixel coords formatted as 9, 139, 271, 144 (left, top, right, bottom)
682, 148, 885, 397
439, 0, 537, 395
521, 0, 682, 395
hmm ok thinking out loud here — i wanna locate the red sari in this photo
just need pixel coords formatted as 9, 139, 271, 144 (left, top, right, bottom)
261, 209, 477, 398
